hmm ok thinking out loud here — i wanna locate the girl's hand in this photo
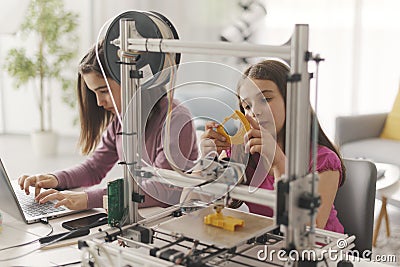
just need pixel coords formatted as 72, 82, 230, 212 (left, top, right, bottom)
200, 121, 231, 156
244, 115, 285, 175
18, 174, 59, 197
35, 189, 88, 210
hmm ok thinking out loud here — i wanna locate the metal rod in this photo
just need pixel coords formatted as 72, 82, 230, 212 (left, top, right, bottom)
120, 18, 140, 224
141, 166, 276, 208
192, 184, 276, 209
122, 38, 291, 60
285, 24, 311, 249
117, 236, 154, 249
310, 56, 322, 235
83, 239, 171, 266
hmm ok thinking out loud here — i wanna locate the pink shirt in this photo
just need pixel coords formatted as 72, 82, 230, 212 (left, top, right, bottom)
245, 145, 344, 233
53, 97, 198, 208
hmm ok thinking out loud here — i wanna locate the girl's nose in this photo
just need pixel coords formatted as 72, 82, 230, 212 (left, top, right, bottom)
252, 105, 262, 118
97, 95, 106, 107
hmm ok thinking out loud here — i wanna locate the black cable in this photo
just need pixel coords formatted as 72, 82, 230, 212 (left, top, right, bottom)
9, 261, 83, 267
0, 220, 54, 252
0, 215, 107, 262
50, 260, 82, 267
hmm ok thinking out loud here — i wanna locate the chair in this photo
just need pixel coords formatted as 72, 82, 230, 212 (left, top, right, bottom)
334, 158, 377, 257
335, 113, 400, 166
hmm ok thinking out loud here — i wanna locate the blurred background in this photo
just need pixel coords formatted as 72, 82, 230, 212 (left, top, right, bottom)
0, 0, 399, 144
0, 2, 399, 259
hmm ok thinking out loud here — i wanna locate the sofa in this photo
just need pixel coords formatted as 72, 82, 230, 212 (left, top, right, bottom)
335, 113, 400, 166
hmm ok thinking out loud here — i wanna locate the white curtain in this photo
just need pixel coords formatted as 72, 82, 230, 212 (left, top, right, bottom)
253, 0, 400, 138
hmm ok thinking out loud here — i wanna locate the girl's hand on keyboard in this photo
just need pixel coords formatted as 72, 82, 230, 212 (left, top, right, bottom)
36, 189, 88, 210
18, 174, 59, 196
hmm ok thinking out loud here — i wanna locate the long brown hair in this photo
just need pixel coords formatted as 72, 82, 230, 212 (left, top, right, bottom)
77, 41, 113, 154
237, 59, 346, 186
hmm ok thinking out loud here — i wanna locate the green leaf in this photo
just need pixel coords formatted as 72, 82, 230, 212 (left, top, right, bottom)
4, 0, 80, 131
4, 48, 37, 88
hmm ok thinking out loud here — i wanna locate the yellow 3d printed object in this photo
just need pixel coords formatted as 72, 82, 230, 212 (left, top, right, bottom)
204, 205, 244, 232
217, 110, 250, 145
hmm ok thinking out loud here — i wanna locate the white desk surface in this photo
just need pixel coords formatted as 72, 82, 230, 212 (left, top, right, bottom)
0, 207, 394, 267
376, 163, 400, 191
0, 209, 92, 266
0, 207, 165, 266
376, 163, 400, 206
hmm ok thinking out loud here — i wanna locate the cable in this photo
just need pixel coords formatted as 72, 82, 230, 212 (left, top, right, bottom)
141, 149, 218, 176
0, 221, 53, 252
49, 260, 82, 267
0, 216, 105, 262
95, 15, 123, 126
160, 57, 246, 180
0, 233, 69, 261
162, 54, 221, 177
310, 55, 322, 235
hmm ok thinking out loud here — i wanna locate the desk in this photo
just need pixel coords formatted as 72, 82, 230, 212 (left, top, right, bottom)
0, 208, 395, 266
0, 208, 108, 266
373, 163, 400, 247
0, 206, 165, 266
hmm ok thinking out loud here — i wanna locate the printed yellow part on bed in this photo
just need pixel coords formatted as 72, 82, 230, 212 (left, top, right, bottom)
204, 206, 244, 231
217, 110, 251, 145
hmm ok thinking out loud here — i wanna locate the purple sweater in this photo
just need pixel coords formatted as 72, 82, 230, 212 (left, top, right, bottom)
53, 98, 198, 208
245, 146, 344, 233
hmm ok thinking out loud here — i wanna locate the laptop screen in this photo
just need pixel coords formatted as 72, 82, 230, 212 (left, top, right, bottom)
0, 158, 26, 222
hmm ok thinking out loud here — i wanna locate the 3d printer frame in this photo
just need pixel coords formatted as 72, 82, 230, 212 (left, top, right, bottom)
116, 17, 312, 249
79, 11, 355, 267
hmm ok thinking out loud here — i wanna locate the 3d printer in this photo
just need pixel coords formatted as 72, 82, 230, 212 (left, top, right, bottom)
78, 10, 356, 267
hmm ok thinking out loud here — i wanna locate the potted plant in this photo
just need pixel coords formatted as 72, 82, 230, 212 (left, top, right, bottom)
4, 0, 79, 156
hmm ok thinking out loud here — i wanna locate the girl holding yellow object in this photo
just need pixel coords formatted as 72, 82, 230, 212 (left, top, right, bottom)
201, 59, 346, 233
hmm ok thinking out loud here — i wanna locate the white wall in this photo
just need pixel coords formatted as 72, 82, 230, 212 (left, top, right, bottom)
1, 0, 399, 139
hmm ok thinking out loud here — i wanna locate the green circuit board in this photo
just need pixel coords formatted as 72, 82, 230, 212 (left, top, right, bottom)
107, 178, 124, 227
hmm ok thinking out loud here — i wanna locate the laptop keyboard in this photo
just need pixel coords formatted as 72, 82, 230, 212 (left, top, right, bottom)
15, 189, 66, 217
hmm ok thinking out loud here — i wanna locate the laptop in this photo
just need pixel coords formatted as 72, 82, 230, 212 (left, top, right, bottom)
0, 158, 79, 224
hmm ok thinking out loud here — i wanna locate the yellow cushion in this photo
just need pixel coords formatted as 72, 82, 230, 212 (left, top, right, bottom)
380, 88, 400, 140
